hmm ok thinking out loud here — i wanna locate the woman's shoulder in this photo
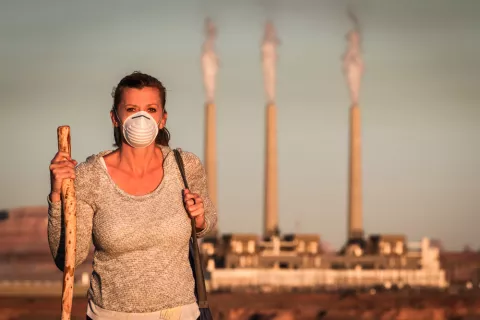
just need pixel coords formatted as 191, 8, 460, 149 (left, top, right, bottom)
160, 145, 201, 165
175, 148, 203, 167
75, 149, 112, 179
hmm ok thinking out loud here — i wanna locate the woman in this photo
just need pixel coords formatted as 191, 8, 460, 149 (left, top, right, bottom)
47, 71, 217, 320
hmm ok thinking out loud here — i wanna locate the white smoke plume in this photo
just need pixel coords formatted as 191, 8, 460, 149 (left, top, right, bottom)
342, 8, 364, 106
201, 18, 219, 104
261, 20, 280, 104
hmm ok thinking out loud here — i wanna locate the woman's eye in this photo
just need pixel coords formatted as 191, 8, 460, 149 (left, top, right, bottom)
148, 108, 157, 113
126, 108, 135, 112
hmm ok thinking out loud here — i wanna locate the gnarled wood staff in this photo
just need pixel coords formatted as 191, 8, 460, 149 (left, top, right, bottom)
57, 126, 76, 320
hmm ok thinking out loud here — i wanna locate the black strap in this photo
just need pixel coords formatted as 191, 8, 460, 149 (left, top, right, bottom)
173, 149, 209, 308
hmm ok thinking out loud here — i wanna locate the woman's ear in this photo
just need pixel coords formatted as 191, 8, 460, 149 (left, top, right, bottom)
160, 111, 168, 129
110, 110, 119, 127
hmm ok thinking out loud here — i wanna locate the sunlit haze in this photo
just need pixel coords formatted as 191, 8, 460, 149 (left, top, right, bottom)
1, 0, 479, 250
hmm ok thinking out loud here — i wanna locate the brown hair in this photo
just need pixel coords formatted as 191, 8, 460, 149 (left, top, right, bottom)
111, 71, 170, 147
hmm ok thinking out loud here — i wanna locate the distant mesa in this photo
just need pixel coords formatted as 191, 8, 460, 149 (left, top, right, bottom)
0, 206, 50, 256
0, 206, 92, 281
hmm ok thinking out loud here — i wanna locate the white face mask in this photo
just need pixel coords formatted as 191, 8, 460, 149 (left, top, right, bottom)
117, 111, 160, 148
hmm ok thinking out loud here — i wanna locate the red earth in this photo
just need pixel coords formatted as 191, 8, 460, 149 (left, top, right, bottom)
1, 291, 480, 320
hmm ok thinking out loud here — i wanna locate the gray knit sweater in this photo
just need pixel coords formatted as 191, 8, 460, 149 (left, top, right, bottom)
47, 146, 217, 313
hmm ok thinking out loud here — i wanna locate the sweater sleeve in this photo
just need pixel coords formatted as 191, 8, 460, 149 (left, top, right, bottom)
47, 164, 95, 271
182, 152, 218, 238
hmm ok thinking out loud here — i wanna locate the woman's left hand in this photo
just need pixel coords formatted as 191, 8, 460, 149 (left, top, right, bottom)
183, 189, 206, 230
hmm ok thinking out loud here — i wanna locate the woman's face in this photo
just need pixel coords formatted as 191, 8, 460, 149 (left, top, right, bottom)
112, 87, 167, 129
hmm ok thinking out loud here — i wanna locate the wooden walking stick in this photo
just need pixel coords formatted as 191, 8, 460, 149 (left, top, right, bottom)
58, 126, 77, 320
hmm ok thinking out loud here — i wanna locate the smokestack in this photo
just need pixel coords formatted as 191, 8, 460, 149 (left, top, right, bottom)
343, 9, 365, 240
262, 21, 280, 238
348, 104, 363, 239
264, 102, 278, 238
201, 18, 219, 237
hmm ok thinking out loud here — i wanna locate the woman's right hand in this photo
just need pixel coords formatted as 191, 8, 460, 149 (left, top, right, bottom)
49, 151, 77, 202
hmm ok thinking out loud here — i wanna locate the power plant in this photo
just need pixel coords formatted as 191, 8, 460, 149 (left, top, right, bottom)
197, 18, 448, 292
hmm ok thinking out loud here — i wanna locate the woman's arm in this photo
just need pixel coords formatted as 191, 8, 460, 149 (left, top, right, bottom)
182, 152, 218, 238
47, 165, 95, 271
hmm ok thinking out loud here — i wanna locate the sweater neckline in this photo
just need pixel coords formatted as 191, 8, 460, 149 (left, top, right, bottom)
95, 145, 174, 200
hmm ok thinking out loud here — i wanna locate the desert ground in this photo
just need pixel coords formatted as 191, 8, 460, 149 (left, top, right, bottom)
2, 290, 480, 320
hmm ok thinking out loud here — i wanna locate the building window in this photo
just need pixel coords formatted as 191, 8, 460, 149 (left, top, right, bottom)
232, 241, 243, 254
298, 241, 305, 253
202, 243, 214, 255
382, 242, 391, 255
353, 245, 362, 257
395, 241, 403, 255
247, 240, 255, 253
308, 242, 318, 254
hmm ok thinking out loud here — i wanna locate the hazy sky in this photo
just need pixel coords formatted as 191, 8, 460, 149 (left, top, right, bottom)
1, 0, 479, 250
